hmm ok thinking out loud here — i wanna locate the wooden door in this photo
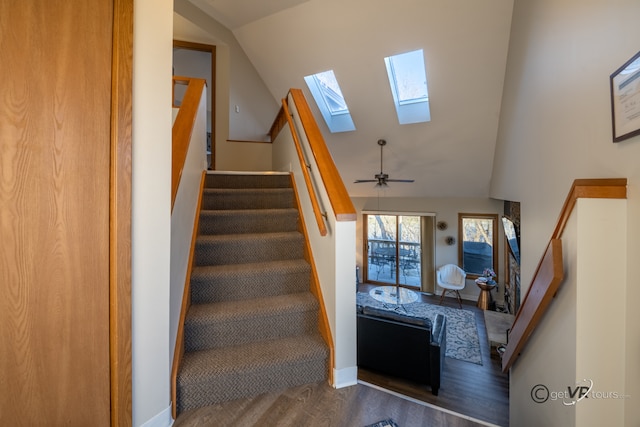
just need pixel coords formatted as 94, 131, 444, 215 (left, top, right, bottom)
0, 2, 129, 424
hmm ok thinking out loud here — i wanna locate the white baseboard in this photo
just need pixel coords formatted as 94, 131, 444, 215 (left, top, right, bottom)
333, 366, 358, 388
139, 403, 173, 427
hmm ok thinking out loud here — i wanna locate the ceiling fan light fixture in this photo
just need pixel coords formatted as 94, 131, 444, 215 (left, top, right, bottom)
354, 139, 414, 186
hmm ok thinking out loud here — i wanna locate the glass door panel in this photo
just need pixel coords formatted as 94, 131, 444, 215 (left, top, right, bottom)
398, 216, 421, 287
367, 215, 397, 284
365, 214, 423, 288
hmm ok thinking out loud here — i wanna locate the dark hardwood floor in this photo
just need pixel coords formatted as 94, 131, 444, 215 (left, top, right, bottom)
174, 284, 509, 427
357, 283, 509, 427
174, 380, 495, 427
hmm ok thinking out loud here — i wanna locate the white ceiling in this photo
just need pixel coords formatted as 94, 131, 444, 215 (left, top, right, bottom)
189, 0, 312, 30
187, 0, 515, 199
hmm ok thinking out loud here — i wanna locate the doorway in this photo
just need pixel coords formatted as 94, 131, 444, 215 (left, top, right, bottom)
173, 40, 216, 169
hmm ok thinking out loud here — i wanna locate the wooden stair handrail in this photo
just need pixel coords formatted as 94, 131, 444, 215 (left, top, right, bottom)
172, 76, 206, 211
501, 239, 563, 372
502, 178, 627, 372
270, 89, 357, 223
281, 98, 327, 236
171, 171, 206, 419
288, 89, 356, 221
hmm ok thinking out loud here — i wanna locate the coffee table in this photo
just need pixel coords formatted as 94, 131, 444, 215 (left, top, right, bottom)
369, 285, 419, 305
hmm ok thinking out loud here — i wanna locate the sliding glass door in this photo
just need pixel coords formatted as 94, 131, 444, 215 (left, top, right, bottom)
365, 214, 422, 287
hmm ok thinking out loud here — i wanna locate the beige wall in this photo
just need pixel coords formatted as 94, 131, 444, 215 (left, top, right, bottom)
491, 0, 640, 425
132, 0, 173, 425
170, 90, 208, 372
173, 3, 277, 171
272, 100, 358, 387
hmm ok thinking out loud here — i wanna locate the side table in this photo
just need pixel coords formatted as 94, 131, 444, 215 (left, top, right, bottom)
475, 281, 496, 310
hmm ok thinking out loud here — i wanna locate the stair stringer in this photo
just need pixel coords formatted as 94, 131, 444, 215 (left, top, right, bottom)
171, 170, 206, 420
288, 172, 335, 385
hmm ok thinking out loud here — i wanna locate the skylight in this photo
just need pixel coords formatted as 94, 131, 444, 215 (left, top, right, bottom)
304, 70, 355, 133
384, 49, 431, 124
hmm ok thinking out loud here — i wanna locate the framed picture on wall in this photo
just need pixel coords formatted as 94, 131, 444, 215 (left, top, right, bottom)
610, 49, 640, 142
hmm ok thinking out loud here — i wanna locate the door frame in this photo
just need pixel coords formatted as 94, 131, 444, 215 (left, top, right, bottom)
110, 0, 133, 424
173, 39, 217, 169
363, 213, 422, 288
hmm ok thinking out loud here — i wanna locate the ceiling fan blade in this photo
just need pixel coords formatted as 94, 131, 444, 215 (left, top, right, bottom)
356, 139, 414, 187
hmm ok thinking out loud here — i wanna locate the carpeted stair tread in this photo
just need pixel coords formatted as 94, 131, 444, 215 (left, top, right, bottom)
205, 173, 292, 189
201, 188, 295, 210
177, 172, 329, 414
190, 259, 311, 303
184, 292, 319, 351
179, 334, 328, 380
195, 231, 304, 266
187, 292, 318, 323
177, 334, 328, 411
199, 208, 299, 235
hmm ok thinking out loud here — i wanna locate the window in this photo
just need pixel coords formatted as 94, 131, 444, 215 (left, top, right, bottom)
384, 49, 431, 124
304, 70, 355, 133
458, 213, 498, 278
364, 214, 422, 287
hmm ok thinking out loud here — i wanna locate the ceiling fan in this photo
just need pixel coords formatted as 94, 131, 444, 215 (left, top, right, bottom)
354, 139, 415, 186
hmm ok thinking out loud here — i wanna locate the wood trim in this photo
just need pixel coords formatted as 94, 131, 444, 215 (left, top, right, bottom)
289, 173, 335, 385
172, 77, 206, 210
282, 98, 327, 236
288, 89, 357, 222
501, 239, 563, 372
173, 40, 216, 169
227, 139, 273, 144
268, 105, 288, 142
171, 171, 206, 419
551, 178, 627, 240
110, 0, 133, 424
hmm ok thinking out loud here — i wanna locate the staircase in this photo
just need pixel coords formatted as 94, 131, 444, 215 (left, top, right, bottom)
176, 172, 329, 414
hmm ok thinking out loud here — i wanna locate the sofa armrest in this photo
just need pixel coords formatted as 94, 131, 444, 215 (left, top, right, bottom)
429, 313, 446, 395
431, 313, 446, 348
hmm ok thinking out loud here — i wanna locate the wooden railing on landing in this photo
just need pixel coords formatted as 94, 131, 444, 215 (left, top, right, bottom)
502, 178, 627, 372
172, 76, 206, 211
269, 88, 357, 231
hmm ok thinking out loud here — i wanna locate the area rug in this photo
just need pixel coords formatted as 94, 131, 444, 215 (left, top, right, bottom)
357, 292, 483, 365
365, 419, 398, 427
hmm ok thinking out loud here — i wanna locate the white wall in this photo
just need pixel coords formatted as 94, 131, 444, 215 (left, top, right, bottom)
351, 196, 504, 303
272, 102, 358, 387
173, 2, 277, 171
509, 199, 626, 427
491, 0, 640, 424
132, 0, 173, 425
574, 199, 626, 426
170, 89, 208, 367
510, 211, 578, 427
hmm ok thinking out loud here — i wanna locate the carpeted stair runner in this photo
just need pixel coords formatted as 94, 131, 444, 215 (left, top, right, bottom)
176, 173, 329, 414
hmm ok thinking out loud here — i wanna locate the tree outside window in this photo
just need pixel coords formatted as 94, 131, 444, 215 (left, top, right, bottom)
458, 213, 498, 279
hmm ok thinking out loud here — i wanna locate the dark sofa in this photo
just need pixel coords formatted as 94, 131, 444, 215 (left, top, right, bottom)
357, 305, 446, 395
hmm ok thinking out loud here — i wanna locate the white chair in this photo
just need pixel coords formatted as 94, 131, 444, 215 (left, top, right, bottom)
437, 264, 466, 308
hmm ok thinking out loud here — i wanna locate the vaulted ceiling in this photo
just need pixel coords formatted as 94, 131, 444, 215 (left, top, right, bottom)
186, 0, 514, 198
